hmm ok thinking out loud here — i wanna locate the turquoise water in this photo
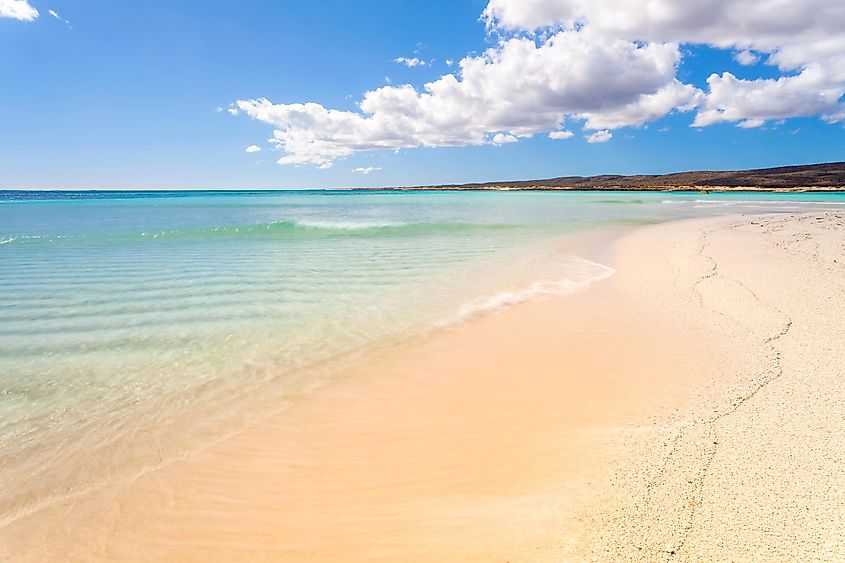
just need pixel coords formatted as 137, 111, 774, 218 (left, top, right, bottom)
1, 189, 844, 520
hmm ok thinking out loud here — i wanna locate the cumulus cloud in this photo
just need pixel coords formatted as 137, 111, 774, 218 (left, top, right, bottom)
492, 132, 518, 144
236, 29, 694, 166
482, 0, 841, 47
579, 80, 701, 130
548, 130, 574, 139
352, 166, 381, 174
483, 0, 845, 128
692, 66, 845, 127
245, 145, 262, 153
734, 49, 758, 66
0, 0, 38, 20
394, 57, 425, 67
585, 130, 612, 143
235, 0, 845, 167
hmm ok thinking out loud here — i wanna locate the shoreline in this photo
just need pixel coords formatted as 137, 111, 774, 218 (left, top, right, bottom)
341, 186, 845, 193
2, 211, 844, 561
3, 187, 845, 194
0, 222, 628, 535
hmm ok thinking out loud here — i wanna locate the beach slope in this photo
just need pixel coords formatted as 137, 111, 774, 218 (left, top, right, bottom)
584, 211, 845, 561
1, 211, 843, 561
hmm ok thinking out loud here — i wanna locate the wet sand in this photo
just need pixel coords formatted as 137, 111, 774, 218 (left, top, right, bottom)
2, 212, 844, 561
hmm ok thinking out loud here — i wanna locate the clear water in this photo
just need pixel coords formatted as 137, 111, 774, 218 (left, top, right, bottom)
1, 189, 844, 520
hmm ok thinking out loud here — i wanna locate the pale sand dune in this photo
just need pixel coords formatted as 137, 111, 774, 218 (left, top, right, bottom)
1, 212, 843, 561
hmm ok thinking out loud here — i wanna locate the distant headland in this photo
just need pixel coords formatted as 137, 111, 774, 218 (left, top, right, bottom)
377, 162, 845, 192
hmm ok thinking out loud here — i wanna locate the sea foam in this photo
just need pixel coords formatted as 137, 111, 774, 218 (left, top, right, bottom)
294, 219, 408, 230
451, 257, 616, 323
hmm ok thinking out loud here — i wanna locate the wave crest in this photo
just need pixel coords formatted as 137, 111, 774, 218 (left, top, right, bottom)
1, 220, 528, 246
451, 258, 615, 323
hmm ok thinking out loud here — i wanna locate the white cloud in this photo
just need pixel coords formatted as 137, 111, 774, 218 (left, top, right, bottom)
492, 132, 518, 144
585, 130, 612, 143
445, 59, 454, 66
692, 66, 845, 127
548, 130, 573, 139
236, 28, 693, 167
579, 79, 701, 130
234, 1, 845, 167
395, 57, 426, 67
483, 0, 845, 128
352, 166, 381, 174
47, 8, 71, 27
245, 145, 262, 153
734, 49, 758, 66
0, 0, 38, 20
227, 107, 239, 116
482, 0, 841, 47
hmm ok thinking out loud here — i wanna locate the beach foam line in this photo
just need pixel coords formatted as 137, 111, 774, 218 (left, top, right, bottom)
0, 234, 53, 246
693, 204, 802, 209
662, 199, 845, 206
1, 221, 530, 246
449, 257, 615, 323
294, 219, 409, 230
694, 199, 845, 205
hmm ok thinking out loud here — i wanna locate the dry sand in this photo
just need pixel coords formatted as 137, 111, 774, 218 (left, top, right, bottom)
585, 211, 845, 562
1, 211, 843, 561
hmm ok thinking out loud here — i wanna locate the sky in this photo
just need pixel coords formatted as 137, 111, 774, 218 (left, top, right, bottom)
1, 0, 844, 189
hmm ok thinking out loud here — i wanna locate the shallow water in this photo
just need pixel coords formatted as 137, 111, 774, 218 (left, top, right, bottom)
1, 189, 843, 521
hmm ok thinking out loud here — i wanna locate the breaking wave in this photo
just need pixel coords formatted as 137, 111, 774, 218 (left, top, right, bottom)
450, 258, 616, 323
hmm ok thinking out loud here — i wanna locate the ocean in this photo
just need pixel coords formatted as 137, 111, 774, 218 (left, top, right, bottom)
1, 189, 843, 522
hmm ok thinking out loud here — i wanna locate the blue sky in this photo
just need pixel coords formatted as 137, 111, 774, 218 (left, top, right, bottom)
1, 0, 843, 189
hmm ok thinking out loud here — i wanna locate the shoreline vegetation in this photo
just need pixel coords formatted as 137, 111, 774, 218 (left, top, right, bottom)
367, 161, 845, 192
3, 210, 843, 561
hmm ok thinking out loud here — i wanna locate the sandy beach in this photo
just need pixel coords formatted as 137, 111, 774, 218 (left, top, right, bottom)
2, 210, 844, 561
5, 0, 845, 559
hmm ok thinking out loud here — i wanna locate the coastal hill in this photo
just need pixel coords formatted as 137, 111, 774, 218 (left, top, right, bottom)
395, 162, 845, 191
